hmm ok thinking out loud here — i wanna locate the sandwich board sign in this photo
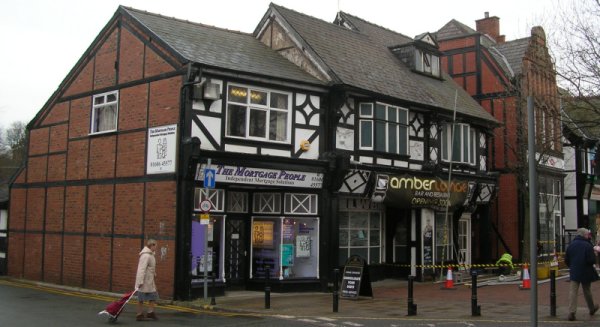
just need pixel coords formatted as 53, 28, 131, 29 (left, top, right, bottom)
340, 255, 373, 299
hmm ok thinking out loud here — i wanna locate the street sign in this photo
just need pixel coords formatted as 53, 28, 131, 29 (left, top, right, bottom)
204, 168, 216, 188
199, 200, 212, 212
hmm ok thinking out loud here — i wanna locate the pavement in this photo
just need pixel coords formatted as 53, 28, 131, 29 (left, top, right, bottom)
183, 269, 600, 323
5, 269, 600, 323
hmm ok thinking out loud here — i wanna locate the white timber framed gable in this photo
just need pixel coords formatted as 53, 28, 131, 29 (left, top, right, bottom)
190, 77, 322, 160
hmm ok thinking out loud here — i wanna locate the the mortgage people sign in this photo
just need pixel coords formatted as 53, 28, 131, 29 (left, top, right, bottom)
383, 175, 475, 210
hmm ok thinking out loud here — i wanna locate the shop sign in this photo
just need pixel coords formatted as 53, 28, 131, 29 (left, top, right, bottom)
146, 124, 177, 174
384, 175, 473, 210
196, 164, 323, 189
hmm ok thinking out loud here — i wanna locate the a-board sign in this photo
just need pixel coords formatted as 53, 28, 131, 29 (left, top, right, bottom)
340, 255, 373, 299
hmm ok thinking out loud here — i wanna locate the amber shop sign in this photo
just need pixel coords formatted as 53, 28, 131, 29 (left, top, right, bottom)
384, 175, 473, 210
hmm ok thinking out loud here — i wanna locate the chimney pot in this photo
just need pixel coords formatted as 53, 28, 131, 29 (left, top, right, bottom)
485, 11, 489, 18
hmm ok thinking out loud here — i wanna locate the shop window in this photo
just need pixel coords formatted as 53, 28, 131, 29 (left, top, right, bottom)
284, 193, 318, 215
194, 188, 225, 212
91, 91, 118, 134
191, 215, 223, 281
338, 210, 382, 266
226, 84, 290, 142
251, 217, 319, 279
227, 192, 248, 213
253, 193, 281, 214
359, 102, 408, 155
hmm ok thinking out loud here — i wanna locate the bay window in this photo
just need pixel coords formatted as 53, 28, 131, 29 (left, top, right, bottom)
441, 123, 476, 165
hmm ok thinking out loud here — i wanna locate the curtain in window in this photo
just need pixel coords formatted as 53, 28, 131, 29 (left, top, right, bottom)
97, 104, 116, 131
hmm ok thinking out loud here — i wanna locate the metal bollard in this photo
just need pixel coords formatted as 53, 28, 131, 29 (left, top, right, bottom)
471, 270, 481, 316
550, 269, 556, 317
210, 271, 216, 306
333, 268, 339, 313
407, 275, 417, 316
265, 267, 271, 309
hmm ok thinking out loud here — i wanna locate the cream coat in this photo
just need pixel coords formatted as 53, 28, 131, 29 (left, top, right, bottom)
135, 246, 157, 293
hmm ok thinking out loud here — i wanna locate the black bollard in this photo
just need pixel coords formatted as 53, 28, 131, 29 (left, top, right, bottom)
550, 269, 556, 317
407, 275, 417, 316
265, 267, 271, 309
210, 271, 216, 306
471, 270, 481, 316
333, 268, 339, 313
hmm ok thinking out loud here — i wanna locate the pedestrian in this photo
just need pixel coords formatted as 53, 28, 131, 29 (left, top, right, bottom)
135, 239, 159, 321
565, 228, 599, 321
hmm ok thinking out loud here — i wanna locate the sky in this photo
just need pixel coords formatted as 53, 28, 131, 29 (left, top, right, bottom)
0, 0, 566, 129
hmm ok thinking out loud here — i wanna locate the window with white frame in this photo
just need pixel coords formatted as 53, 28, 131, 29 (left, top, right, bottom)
91, 91, 118, 134
194, 188, 225, 212
226, 84, 290, 142
253, 193, 281, 214
338, 210, 382, 265
359, 102, 409, 155
415, 49, 440, 77
441, 123, 476, 165
284, 193, 318, 215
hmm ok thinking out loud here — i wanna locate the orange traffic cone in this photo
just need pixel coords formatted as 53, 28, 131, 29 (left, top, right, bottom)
520, 263, 531, 290
441, 266, 456, 290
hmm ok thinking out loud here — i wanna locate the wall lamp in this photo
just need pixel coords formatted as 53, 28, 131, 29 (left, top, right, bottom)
192, 79, 222, 110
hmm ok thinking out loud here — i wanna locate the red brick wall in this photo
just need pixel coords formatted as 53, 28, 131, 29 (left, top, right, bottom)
66, 139, 89, 180
8, 13, 181, 299
116, 131, 146, 177
88, 136, 116, 179
119, 28, 145, 84
49, 124, 68, 153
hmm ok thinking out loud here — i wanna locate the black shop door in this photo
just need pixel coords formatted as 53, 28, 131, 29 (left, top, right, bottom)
224, 216, 248, 288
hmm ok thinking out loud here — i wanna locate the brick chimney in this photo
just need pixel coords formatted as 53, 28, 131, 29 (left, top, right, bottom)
476, 12, 505, 43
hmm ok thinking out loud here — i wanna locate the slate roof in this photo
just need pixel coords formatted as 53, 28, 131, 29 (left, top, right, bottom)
267, 5, 497, 125
494, 38, 530, 76
435, 19, 476, 41
121, 6, 324, 86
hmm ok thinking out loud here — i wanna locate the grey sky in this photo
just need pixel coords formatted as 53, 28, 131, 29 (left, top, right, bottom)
0, 0, 563, 128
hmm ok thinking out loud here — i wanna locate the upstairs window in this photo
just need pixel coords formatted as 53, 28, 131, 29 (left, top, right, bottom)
441, 123, 476, 165
359, 102, 409, 155
91, 91, 118, 134
226, 84, 290, 142
415, 49, 440, 77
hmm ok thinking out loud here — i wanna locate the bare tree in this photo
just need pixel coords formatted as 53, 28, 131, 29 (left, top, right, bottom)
0, 121, 27, 182
551, 0, 600, 130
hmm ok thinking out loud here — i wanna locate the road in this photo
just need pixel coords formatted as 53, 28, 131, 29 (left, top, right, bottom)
0, 278, 594, 326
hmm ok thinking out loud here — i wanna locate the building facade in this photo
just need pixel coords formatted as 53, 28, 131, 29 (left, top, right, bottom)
436, 13, 564, 261
8, 5, 498, 300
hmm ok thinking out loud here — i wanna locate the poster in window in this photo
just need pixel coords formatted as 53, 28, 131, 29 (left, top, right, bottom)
296, 235, 311, 257
252, 221, 274, 249
281, 244, 294, 266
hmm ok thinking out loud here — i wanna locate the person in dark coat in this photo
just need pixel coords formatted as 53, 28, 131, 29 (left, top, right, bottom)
565, 228, 599, 321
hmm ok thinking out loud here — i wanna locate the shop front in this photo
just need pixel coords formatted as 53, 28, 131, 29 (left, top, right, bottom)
337, 172, 495, 281
191, 163, 325, 292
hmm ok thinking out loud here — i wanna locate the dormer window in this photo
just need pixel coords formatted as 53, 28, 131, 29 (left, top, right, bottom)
415, 49, 440, 77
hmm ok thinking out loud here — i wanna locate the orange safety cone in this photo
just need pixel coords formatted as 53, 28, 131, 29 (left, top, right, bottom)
519, 263, 531, 290
441, 266, 457, 290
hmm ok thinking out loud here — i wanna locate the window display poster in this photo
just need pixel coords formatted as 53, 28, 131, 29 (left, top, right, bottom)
252, 221, 274, 249
281, 244, 294, 266
283, 220, 294, 241
296, 235, 311, 257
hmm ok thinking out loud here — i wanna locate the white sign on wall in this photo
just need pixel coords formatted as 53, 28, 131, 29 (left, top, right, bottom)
195, 164, 323, 189
147, 124, 178, 174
